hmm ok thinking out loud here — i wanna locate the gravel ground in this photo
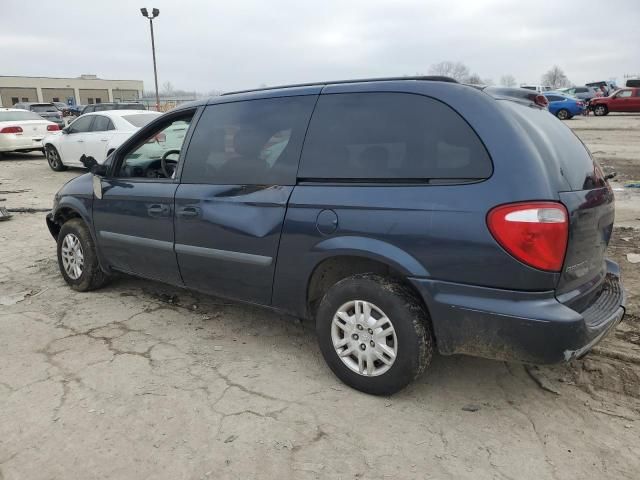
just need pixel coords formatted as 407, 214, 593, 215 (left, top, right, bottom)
1, 113, 639, 480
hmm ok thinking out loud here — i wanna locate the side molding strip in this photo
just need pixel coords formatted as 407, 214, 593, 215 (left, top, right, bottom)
175, 243, 272, 267
99, 231, 174, 251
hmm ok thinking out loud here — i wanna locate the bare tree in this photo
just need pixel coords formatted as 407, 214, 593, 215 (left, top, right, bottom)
161, 81, 175, 95
428, 61, 470, 82
500, 74, 516, 87
467, 73, 483, 84
541, 66, 570, 89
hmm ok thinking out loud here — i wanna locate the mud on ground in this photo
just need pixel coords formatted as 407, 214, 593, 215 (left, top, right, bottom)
0, 114, 639, 479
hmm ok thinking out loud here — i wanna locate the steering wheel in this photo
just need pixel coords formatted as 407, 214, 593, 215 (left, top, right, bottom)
160, 149, 181, 179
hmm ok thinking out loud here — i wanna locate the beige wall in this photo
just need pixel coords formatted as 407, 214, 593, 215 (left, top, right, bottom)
79, 89, 109, 104
112, 89, 139, 101
0, 87, 38, 106
0, 76, 144, 107
41, 88, 75, 103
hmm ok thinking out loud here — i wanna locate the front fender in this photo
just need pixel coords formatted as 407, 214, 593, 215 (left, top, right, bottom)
312, 236, 430, 278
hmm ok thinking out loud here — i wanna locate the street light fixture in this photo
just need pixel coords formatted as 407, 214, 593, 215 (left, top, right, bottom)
140, 7, 160, 111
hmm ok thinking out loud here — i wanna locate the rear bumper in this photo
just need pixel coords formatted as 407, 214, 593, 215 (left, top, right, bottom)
409, 260, 625, 364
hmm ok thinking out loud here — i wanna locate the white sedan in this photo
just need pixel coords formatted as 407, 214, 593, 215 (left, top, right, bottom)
0, 108, 60, 155
43, 110, 162, 171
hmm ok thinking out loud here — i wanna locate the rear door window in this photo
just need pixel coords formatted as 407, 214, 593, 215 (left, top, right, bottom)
182, 96, 317, 185
298, 92, 492, 181
91, 115, 114, 132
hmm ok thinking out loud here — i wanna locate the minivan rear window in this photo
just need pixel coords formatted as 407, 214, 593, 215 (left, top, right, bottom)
298, 93, 492, 181
30, 104, 57, 112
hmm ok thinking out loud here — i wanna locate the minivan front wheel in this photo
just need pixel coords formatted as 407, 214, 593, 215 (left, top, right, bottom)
57, 218, 109, 291
316, 274, 433, 395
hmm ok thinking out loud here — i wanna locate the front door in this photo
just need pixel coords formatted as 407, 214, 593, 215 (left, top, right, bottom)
59, 115, 95, 166
92, 111, 196, 284
174, 95, 317, 305
608, 89, 634, 112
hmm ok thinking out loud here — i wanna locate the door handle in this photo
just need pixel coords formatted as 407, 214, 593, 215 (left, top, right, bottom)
147, 204, 168, 216
100, 138, 108, 142
177, 206, 199, 218
77, 139, 84, 143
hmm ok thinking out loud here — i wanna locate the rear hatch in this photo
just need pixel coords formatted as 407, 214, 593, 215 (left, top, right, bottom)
500, 101, 615, 311
30, 104, 61, 121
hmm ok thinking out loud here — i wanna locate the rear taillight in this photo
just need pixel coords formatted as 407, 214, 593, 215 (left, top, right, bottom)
47, 124, 60, 131
487, 202, 568, 272
0, 126, 23, 134
534, 95, 549, 107
577, 101, 584, 106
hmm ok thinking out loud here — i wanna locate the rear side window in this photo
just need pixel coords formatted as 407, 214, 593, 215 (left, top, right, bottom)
298, 93, 492, 181
182, 96, 317, 185
91, 115, 114, 132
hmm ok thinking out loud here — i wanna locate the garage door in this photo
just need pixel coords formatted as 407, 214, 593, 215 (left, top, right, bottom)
79, 89, 109, 104
0, 87, 38, 107
42, 88, 75, 104
112, 89, 139, 101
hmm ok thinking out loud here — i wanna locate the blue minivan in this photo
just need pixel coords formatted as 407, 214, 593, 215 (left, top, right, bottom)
47, 77, 624, 394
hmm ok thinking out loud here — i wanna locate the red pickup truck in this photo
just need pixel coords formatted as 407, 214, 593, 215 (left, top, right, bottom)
590, 88, 640, 116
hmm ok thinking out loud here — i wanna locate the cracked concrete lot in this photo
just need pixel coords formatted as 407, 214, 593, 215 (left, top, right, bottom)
1, 114, 640, 479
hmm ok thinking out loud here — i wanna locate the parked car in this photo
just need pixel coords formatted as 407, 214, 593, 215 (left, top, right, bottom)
0, 108, 60, 154
43, 110, 163, 171
80, 102, 146, 115
482, 86, 549, 108
586, 81, 618, 96
68, 104, 85, 117
590, 88, 640, 116
556, 86, 600, 101
13, 102, 65, 128
625, 79, 640, 88
520, 84, 552, 93
543, 92, 585, 119
52, 101, 72, 117
46, 76, 624, 395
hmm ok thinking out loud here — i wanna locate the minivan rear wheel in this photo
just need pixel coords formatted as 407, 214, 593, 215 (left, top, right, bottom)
316, 274, 433, 395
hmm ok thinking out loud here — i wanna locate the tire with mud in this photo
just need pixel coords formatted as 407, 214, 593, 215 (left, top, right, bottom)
316, 274, 433, 395
57, 218, 109, 291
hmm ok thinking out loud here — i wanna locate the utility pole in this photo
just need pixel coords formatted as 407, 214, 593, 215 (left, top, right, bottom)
140, 8, 160, 111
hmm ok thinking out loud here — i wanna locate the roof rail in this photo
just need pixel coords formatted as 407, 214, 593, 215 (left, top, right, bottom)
221, 75, 457, 96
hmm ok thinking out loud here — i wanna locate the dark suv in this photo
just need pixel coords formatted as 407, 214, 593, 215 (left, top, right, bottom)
80, 102, 146, 115
46, 76, 625, 395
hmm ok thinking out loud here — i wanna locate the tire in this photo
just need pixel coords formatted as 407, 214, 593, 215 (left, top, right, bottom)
556, 109, 570, 120
57, 218, 109, 291
593, 105, 608, 116
45, 145, 66, 171
316, 274, 433, 395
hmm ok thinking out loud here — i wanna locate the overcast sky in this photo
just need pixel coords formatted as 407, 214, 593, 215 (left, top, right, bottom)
3, 0, 639, 93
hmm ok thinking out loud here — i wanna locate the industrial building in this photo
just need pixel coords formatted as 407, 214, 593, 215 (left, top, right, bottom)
0, 74, 144, 107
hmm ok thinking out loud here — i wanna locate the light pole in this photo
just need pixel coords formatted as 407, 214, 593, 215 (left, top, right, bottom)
140, 7, 160, 111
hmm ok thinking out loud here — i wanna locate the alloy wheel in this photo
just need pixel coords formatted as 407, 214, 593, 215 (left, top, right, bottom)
331, 300, 398, 376
61, 233, 84, 280
47, 148, 60, 169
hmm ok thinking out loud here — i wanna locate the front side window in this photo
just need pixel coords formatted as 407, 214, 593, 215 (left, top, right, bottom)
181, 96, 316, 185
68, 115, 94, 134
616, 90, 632, 98
115, 113, 194, 180
298, 92, 492, 181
